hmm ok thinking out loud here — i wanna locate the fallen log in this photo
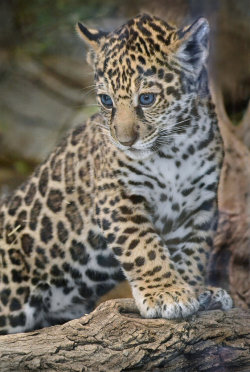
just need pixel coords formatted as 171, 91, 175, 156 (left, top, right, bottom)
0, 299, 249, 372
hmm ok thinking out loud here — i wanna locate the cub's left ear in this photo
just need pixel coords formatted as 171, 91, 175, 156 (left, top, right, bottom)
76, 22, 108, 50
177, 18, 209, 73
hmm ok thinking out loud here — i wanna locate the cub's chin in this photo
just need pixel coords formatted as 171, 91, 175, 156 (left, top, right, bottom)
125, 148, 154, 160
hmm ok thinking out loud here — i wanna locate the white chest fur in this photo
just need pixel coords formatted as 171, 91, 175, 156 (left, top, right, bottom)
124, 143, 218, 239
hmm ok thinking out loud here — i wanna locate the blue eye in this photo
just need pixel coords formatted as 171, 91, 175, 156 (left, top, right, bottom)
139, 93, 156, 106
99, 94, 113, 108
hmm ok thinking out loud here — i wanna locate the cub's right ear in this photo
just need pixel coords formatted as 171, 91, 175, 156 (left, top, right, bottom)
177, 18, 209, 74
76, 22, 108, 50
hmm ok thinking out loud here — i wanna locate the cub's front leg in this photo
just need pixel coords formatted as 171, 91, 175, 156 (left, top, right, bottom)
95, 193, 199, 319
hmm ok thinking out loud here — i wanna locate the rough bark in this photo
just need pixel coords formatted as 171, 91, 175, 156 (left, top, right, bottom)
0, 299, 249, 372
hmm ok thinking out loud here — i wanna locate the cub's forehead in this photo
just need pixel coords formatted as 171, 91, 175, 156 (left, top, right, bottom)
99, 14, 177, 60
95, 14, 178, 91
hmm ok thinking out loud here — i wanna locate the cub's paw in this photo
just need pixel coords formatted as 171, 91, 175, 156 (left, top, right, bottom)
133, 285, 199, 319
198, 287, 233, 311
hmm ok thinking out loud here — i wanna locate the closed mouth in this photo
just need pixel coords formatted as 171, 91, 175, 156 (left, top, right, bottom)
125, 147, 153, 159
110, 133, 158, 157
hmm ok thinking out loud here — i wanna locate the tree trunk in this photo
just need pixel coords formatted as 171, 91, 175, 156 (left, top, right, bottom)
208, 83, 250, 310
0, 299, 249, 372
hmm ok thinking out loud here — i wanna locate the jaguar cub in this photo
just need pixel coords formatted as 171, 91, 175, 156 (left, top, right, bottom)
0, 14, 232, 334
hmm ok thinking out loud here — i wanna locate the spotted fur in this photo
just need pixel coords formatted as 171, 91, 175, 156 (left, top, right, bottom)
0, 14, 232, 334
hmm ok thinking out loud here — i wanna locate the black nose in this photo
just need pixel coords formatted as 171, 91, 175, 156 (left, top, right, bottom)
119, 134, 138, 147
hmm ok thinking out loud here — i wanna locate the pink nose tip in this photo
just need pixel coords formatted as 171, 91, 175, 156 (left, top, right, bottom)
119, 134, 138, 147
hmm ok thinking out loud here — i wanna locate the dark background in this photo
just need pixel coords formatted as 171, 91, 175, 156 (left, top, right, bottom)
0, 0, 249, 193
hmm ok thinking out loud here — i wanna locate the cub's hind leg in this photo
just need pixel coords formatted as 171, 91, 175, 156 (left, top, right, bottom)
0, 304, 43, 335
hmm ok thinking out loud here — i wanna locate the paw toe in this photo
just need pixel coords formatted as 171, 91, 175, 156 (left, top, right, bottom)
198, 290, 212, 310
198, 288, 233, 311
135, 286, 200, 320
214, 289, 233, 310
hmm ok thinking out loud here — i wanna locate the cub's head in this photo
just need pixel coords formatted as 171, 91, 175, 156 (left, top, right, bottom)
77, 14, 210, 159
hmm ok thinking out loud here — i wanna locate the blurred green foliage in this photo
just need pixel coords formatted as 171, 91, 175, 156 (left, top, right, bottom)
12, 0, 141, 56
13, 160, 33, 175
16, 0, 119, 31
